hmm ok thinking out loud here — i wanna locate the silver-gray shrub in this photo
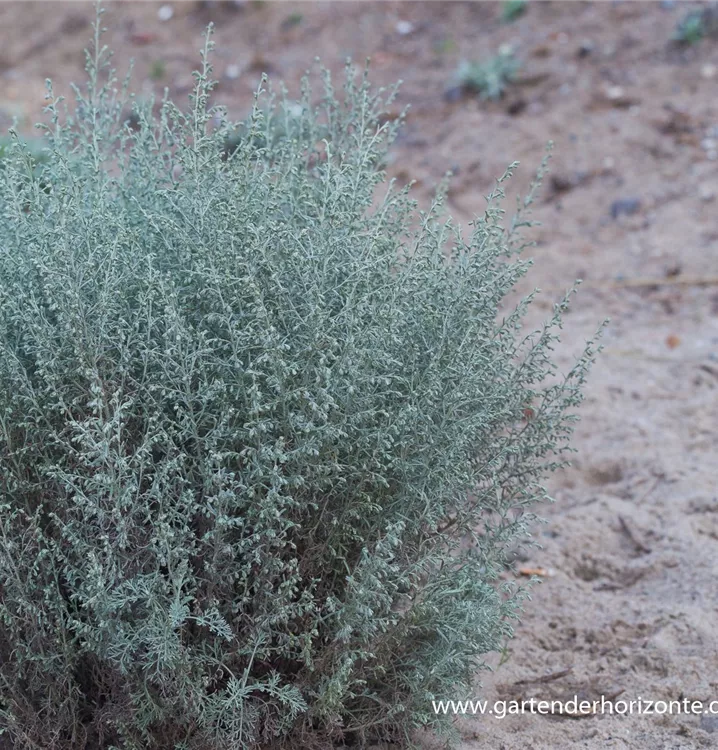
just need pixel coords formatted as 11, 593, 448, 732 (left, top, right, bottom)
0, 24, 599, 750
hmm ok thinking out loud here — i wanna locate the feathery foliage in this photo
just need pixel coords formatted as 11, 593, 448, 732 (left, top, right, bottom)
0, 17, 599, 750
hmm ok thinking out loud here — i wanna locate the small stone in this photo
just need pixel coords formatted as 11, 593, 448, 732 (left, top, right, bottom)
224, 64, 240, 80
599, 84, 639, 109
395, 20, 415, 35
443, 86, 464, 103
157, 5, 174, 22
701, 137, 717, 151
610, 197, 641, 219
707, 150, 718, 161
577, 39, 595, 58
603, 156, 615, 170
702, 63, 717, 80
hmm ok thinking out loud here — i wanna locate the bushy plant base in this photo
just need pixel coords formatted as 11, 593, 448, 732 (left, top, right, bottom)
0, 20, 600, 750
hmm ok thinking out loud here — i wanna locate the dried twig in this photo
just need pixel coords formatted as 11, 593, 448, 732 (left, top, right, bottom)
634, 475, 662, 505
593, 567, 648, 591
513, 668, 572, 687
517, 566, 552, 577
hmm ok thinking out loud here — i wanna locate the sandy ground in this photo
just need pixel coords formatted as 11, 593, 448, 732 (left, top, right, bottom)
1, 2, 717, 748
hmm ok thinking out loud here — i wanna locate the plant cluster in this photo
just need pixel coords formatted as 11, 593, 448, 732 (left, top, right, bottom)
0, 19, 598, 750
453, 47, 520, 101
0, 134, 48, 166
502, 0, 527, 24
673, 3, 718, 45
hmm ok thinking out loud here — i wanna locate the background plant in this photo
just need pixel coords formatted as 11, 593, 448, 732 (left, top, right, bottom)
502, 0, 527, 24
673, 3, 718, 44
0, 18, 599, 750
0, 134, 48, 170
453, 47, 520, 101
